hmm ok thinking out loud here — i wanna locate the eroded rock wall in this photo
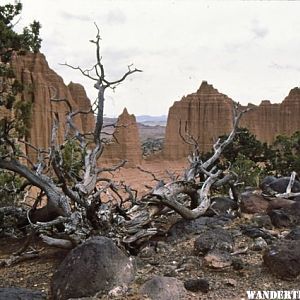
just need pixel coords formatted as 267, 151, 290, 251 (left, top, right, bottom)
10, 52, 95, 160
240, 88, 300, 143
164, 82, 300, 160
163, 81, 234, 159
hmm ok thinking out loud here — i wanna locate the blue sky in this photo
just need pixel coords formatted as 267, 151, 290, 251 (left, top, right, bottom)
13, 0, 300, 117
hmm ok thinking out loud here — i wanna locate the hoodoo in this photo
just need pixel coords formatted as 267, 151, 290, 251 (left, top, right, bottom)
101, 108, 142, 167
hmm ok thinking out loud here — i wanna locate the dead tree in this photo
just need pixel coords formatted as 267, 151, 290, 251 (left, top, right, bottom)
1, 23, 250, 257
0, 24, 141, 252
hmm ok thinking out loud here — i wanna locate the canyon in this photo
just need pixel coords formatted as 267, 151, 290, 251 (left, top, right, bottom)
5, 53, 300, 165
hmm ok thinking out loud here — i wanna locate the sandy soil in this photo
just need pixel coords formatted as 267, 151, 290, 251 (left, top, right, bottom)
101, 160, 187, 196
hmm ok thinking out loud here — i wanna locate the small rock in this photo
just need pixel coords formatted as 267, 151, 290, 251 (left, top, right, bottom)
139, 245, 156, 259
177, 256, 202, 271
184, 278, 209, 293
232, 257, 244, 270
108, 285, 128, 298
251, 237, 268, 251
140, 276, 186, 300
224, 278, 237, 287
204, 249, 232, 269
194, 228, 233, 255
263, 240, 300, 279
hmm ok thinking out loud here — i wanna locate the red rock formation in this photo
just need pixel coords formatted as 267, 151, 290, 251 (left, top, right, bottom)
164, 82, 300, 161
10, 52, 95, 159
101, 108, 142, 167
163, 81, 234, 159
240, 87, 300, 143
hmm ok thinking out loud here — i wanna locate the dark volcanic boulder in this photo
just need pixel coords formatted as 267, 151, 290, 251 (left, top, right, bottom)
268, 209, 291, 228
0, 287, 46, 300
268, 177, 300, 194
167, 215, 232, 241
260, 176, 277, 191
205, 196, 238, 216
274, 201, 300, 226
285, 226, 300, 240
263, 240, 300, 279
51, 236, 134, 300
140, 276, 186, 300
194, 228, 233, 255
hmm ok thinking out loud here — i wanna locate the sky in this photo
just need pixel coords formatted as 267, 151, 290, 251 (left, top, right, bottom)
11, 0, 300, 117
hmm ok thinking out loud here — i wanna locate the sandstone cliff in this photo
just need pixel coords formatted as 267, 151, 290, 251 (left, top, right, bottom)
10, 52, 95, 160
164, 81, 300, 160
240, 87, 300, 143
101, 108, 142, 167
163, 81, 234, 159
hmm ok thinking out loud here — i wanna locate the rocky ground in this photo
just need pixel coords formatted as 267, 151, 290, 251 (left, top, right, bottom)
1, 214, 300, 299
1, 167, 300, 299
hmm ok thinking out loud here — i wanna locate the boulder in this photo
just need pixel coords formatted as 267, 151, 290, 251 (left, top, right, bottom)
51, 236, 134, 300
263, 240, 300, 279
260, 176, 277, 191
240, 191, 269, 214
140, 276, 186, 300
194, 228, 233, 255
0, 287, 46, 300
268, 209, 291, 228
205, 196, 238, 216
285, 226, 300, 240
273, 201, 300, 226
251, 214, 273, 229
268, 177, 300, 194
167, 215, 232, 242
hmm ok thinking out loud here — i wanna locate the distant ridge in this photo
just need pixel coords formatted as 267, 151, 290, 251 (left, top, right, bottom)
104, 115, 167, 127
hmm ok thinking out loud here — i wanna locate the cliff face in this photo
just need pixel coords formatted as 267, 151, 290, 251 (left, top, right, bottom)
163, 81, 234, 159
10, 52, 95, 159
101, 108, 142, 167
164, 82, 300, 160
240, 87, 300, 144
